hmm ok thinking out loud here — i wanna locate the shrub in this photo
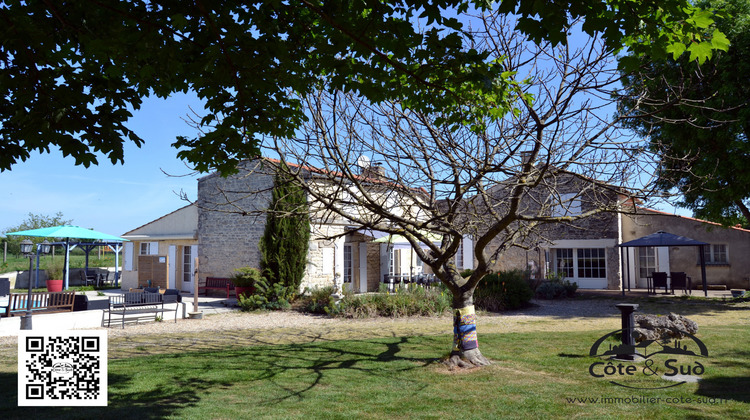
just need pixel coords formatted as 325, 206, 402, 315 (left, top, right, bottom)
536, 272, 578, 299
474, 269, 534, 311
299, 286, 336, 314
46, 258, 65, 280
310, 284, 452, 318
536, 281, 566, 299
238, 274, 296, 311
231, 267, 264, 288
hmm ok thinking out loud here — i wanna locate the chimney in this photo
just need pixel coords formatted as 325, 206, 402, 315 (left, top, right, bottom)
362, 163, 386, 180
519, 151, 534, 167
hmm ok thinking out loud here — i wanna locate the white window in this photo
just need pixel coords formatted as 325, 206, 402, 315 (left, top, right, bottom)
551, 193, 582, 217
554, 248, 574, 278
322, 248, 334, 274
577, 248, 606, 278
343, 245, 352, 283
183, 246, 192, 284
454, 235, 474, 270
553, 248, 606, 279
701, 244, 729, 264
638, 247, 656, 278
389, 248, 401, 276
139, 241, 158, 255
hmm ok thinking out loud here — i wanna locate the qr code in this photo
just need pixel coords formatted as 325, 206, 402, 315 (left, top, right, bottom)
18, 330, 107, 406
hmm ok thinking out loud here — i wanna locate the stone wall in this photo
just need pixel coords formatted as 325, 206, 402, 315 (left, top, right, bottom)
477, 170, 621, 288
303, 223, 346, 291
197, 160, 275, 284
623, 209, 750, 289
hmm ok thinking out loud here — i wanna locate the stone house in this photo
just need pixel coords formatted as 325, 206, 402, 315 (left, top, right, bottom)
120, 204, 199, 292
120, 159, 750, 293
118, 159, 439, 294
475, 169, 622, 289
621, 208, 750, 290
481, 170, 750, 290
196, 159, 430, 293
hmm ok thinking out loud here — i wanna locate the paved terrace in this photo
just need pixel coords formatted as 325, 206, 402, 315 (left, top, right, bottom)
0, 289, 239, 337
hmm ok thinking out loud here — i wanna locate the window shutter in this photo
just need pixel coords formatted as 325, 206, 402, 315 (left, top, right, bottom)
124, 242, 134, 271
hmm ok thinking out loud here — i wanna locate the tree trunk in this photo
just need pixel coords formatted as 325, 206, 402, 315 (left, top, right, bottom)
735, 200, 750, 227
444, 292, 491, 369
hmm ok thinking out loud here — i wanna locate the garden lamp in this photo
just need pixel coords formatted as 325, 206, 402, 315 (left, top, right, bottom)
20, 239, 52, 330
20, 239, 34, 330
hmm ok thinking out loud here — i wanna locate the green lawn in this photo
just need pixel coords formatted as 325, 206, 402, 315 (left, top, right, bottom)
0, 323, 747, 419
2, 253, 120, 273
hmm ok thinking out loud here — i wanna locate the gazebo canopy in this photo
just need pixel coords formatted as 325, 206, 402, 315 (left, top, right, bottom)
618, 231, 708, 248
8, 225, 127, 289
7, 225, 127, 241
617, 231, 708, 297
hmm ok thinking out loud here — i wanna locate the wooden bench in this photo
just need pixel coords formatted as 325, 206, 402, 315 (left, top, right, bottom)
1, 291, 75, 317
199, 277, 235, 298
102, 292, 178, 328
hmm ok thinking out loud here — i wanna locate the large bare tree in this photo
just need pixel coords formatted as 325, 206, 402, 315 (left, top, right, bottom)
201, 13, 675, 367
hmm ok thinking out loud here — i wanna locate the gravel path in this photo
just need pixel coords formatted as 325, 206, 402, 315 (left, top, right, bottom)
0, 298, 622, 350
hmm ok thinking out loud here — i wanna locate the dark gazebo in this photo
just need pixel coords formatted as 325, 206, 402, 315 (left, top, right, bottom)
617, 231, 708, 297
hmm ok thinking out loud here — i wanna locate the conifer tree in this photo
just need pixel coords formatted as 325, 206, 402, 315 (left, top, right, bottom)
259, 167, 310, 294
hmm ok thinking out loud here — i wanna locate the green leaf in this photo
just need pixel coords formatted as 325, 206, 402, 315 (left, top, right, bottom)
688, 41, 714, 64
687, 10, 715, 29
666, 42, 687, 60
711, 28, 731, 51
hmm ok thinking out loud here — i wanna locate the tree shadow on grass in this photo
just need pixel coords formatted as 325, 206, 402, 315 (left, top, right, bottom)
0, 371, 228, 420
0, 334, 444, 417
693, 349, 750, 403
233, 334, 441, 405
499, 294, 750, 322
696, 375, 750, 403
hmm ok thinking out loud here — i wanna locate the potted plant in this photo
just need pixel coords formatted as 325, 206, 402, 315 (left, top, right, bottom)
231, 267, 263, 299
45, 259, 65, 292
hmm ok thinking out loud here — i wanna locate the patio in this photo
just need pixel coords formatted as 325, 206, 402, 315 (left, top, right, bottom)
0, 289, 239, 336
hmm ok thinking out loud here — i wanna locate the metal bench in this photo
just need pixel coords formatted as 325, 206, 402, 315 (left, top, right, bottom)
102, 292, 178, 328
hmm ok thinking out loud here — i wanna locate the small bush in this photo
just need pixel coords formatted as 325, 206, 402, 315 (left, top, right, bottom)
299, 286, 336, 314
238, 276, 296, 311
474, 269, 534, 311
536, 273, 578, 299
231, 267, 264, 288
536, 281, 566, 299
46, 259, 65, 280
312, 284, 452, 318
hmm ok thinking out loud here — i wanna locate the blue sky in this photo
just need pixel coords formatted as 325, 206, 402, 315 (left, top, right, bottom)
1, 93, 205, 236
1, 88, 692, 238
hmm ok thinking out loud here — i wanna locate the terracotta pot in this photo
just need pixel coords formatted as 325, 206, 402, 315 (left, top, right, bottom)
46, 279, 63, 292
235, 286, 255, 299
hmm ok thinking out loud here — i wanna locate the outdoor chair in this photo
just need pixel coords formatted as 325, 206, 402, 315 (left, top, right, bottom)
670, 272, 691, 295
0, 277, 10, 297
651, 272, 669, 294
80, 270, 97, 287
98, 271, 111, 287
163, 288, 182, 303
